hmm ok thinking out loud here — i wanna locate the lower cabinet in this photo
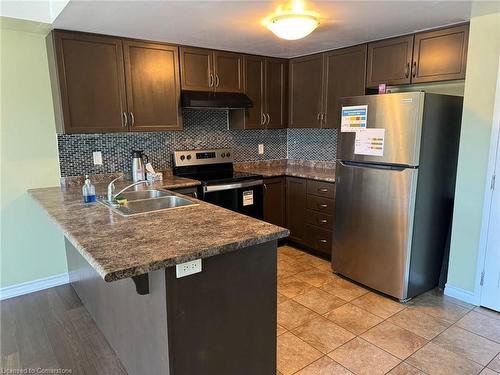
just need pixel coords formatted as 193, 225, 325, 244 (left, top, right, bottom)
264, 176, 335, 257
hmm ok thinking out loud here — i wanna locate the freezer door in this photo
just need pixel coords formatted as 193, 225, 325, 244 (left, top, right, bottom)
338, 92, 424, 166
332, 161, 418, 299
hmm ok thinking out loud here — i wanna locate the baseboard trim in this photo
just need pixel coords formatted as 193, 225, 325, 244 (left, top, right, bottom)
0, 273, 69, 301
444, 283, 479, 305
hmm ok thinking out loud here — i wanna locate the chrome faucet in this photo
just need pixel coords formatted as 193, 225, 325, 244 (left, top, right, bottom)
107, 176, 148, 202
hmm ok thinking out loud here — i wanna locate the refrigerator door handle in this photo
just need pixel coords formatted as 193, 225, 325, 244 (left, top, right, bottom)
339, 160, 416, 172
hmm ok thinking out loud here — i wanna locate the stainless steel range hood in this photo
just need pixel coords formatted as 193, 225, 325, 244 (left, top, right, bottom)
181, 90, 253, 109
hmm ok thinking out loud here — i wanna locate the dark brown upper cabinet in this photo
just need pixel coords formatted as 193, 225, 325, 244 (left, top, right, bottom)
49, 31, 182, 134
49, 31, 128, 133
180, 47, 243, 93
237, 56, 287, 129
123, 41, 182, 131
289, 54, 324, 128
412, 24, 469, 84
322, 45, 367, 129
266, 58, 288, 129
366, 35, 414, 88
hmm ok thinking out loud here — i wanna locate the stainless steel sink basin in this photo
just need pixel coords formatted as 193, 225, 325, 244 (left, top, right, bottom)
99, 190, 197, 216
117, 189, 173, 201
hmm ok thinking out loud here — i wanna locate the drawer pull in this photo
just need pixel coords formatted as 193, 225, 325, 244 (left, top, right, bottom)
319, 239, 328, 243
319, 188, 329, 192
319, 219, 328, 224
319, 204, 328, 208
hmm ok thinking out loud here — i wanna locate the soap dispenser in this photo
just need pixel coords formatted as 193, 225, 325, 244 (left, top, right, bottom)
82, 175, 96, 203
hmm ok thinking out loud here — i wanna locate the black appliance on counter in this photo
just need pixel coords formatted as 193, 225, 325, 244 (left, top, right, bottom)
172, 149, 263, 219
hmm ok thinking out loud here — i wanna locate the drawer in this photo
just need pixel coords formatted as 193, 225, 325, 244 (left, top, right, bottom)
306, 195, 334, 214
305, 224, 332, 255
306, 210, 333, 230
306, 180, 335, 199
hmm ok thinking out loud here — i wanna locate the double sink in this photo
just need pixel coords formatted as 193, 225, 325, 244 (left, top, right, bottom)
99, 190, 197, 217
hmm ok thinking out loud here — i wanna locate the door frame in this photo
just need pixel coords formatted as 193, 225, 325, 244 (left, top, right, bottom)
473, 54, 500, 306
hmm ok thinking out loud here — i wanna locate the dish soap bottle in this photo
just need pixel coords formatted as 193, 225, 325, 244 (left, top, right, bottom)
82, 175, 96, 203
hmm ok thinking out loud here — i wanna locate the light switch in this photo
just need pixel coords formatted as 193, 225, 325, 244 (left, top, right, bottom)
258, 144, 264, 155
93, 151, 103, 165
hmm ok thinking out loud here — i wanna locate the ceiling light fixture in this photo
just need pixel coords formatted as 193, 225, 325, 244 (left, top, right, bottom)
264, 0, 319, 40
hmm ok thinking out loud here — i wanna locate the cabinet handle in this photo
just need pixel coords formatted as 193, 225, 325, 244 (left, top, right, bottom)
193, 191, 198, 199
412, 61, 417, 78
405, 62, 410, 78
122, 112, 128, 128
261, 113, 266, 125
263, 184, 268, 192
129, 112, 135, 127
319, 204, 328, 208
319, 219, 328, 224
266, 113, 270, 125
319, 188, 329, 192
215, 74, 220, 87
209, 73, 214, 87
319, 239, 328, 243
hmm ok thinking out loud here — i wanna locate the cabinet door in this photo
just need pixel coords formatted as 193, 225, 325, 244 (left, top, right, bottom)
263, 178, 286, 227
323, 45, 367, 129
366, 35, 414, 87
412, 24, 469, 84
243, 56, 265, 129
123, 41, 182, 131
213, 51, 244, 93
265, 58, 288, 129
286, 177, 307, 244
53, 31, 127, 133
180, 47, 213, 91
289, 54, 324, 128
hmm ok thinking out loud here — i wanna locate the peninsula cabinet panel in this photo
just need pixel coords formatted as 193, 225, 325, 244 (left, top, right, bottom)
366, 35, 414, 87
323, 45, 367, 129
123, 41, 182, 131
263, 177, 286, 227
51, 31, 127, 133
243, 56, 265, 129
412, 24, 469, 84
266, 58, 288, 128
289, 54, 324, 128
286, 177, 307, 243
214, 51, 244, 92
179, 47, 213, 91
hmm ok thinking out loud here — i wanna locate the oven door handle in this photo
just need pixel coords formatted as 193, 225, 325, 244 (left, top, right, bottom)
203, 180, 263, 193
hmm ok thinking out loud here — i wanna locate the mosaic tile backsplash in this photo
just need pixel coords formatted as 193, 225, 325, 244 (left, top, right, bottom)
57, 110, 337, 177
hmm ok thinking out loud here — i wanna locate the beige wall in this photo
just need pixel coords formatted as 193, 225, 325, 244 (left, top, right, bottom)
447, 6, 500, 293
0, 17, 67, 288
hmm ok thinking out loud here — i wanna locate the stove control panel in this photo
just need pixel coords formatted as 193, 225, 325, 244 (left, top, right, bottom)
173, 148, 234, 167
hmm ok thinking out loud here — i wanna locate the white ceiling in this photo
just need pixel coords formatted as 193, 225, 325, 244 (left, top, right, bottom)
51, 0, 475, 58
1, 0, 70, 24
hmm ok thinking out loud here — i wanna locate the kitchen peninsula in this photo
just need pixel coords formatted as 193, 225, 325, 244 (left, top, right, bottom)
28, 179, 289, 375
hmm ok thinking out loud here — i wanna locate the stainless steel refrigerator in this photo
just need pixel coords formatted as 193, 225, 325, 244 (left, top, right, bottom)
333, 92, 463, 301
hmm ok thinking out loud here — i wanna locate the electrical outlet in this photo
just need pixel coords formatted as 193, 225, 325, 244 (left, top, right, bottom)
176, 259, 202, 278
258, 144, 264, 155
93, 151, 103, 165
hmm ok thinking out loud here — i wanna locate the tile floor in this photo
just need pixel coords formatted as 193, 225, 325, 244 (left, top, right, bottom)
277, 245, 500, 375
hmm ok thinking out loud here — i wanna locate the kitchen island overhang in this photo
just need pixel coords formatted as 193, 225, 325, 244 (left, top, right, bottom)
28, 182, 289, 375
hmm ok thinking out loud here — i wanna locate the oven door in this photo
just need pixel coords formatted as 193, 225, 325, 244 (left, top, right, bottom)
202, 180, 264, 219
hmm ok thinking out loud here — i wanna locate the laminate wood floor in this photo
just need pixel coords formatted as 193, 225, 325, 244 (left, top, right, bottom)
1, 284, 127, 374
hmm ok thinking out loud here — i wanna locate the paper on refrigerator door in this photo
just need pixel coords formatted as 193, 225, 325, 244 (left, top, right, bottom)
354, 128, 385, 156
341, 105, 368, 132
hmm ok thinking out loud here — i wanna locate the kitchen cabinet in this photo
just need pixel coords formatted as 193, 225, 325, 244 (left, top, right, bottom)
263, 177, 286, 227
367, 24, 469, 87
49, 31, 128, 133
366, 35, 414, 87
49, 31, 182, 133
412, 24, 469, 84
322, 45, 367, 129
289, 46, 366, 129
123, 41, 182, 131
180, 47, 243, 93
239, 56, 288, 129
289, 54, 324, 128
286, 177, 308, 243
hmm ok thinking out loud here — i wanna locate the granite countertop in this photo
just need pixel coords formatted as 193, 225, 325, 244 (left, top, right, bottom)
235, 160, 336, 183
28, 180, 289, 282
